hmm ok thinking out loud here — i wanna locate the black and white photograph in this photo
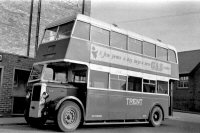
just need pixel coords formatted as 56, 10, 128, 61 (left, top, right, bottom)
0, 0, 200, 133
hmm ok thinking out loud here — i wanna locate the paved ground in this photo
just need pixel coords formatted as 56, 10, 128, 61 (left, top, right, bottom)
0, 111, 200, 133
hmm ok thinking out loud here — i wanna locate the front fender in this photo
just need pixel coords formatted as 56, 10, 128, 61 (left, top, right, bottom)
55, 96, 85, 118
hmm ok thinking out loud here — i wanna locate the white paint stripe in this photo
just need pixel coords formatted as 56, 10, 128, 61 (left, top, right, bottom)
89, 63, 170, 81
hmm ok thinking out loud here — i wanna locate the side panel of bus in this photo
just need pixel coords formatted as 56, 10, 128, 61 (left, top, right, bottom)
85, 89, 109, 121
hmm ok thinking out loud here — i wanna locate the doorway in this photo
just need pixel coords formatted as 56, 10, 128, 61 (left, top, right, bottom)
12, 69, 30, 114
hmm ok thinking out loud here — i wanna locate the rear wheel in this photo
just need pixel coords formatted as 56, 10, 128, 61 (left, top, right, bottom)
149, 106, 163, 127
57, 101, 81, 132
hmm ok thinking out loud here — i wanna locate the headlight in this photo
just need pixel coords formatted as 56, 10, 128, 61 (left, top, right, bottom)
42, 92, 49, 99
26, 92, 31, 99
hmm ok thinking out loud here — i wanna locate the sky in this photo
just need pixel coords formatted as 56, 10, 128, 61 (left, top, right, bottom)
90, 0, 200, 52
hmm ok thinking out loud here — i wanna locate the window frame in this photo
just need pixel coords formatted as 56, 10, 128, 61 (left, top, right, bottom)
143, 41, 156, 58
157, 46, 168, 61
168, 49, 177, 63
89, 70, 109, 89
72, 20, 90, 41
110, 74, 127, 91
128, 37, 143, 54
177, 76, 189, 88
127, 76, 142, 92
90, 25, 110, 46
143, 79, 156, 93
110, 31, 127, 50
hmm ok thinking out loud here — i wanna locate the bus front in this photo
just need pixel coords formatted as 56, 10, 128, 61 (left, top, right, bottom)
24, 15, 89, 131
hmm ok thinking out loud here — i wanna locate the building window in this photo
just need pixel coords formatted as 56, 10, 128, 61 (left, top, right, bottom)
89, 70, 109, 89
178, 76, 189, 88
110, 31, 127, 50
91, 26, 110, 45
143, 79, 156, 93
110, 74, 127, 91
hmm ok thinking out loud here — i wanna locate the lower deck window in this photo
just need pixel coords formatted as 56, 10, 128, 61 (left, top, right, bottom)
128, 76, 142, 92
157, 81, 168, 94
143, 79, 156, 93
110, 74, 126, 90
89, 70, 109, 88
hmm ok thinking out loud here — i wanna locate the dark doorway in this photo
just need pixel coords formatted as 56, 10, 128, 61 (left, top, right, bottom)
13, 69, 30, 114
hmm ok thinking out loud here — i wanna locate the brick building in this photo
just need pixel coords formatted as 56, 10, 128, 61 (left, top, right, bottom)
174, 50, 200, 112
0, 52, 35, 115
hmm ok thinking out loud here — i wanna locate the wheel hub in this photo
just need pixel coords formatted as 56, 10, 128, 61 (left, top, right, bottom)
63, 109, 76, 124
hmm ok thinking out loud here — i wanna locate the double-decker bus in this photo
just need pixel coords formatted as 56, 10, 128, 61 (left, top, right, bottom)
24, 14, 179, 132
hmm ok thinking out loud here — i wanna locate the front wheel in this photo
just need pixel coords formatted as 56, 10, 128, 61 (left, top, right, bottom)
57, 101, 82, 132
149, 106, 163, 127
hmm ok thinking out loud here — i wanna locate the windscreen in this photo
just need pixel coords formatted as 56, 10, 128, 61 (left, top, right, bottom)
29, 64, 43, 81
42, 21, 74, 43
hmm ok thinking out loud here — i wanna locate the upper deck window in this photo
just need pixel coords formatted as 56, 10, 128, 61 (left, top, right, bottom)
143, 42, 156, 58
168, 49, 177, 63
43, 27, 58, 43
91, 26, 109, 45
157, 46, 168, 61
110, 31, 127, 50
128, 38, 142, 54
73, 20, 90, 40
42, 21, 74, 43
57, 22, 74, 39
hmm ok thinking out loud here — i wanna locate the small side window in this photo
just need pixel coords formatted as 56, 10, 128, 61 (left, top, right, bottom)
128, 76, 142, 92
73, 21, 90, 40
128, 38, 142, 54
110, 74, 127, 91
143, 42, 156, 58
110, 32, 127, 50
157, 81, 168, 94
168, 49, 177, 63
91, 26, 109, 45
90, 70, 109, 89
157, 46, 167, 61
143, 79, 156, 93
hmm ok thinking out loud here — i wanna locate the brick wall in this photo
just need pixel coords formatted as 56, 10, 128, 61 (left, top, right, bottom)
174, 68, 200, 112
0, 52, 35, 114
193, 66, 200, 112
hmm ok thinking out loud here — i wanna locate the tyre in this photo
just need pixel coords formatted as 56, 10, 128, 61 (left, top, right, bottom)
149, 106, 163, 127
57, 101, 82, 132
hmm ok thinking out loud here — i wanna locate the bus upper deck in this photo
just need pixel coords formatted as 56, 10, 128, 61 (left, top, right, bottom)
36, 14, 178, 80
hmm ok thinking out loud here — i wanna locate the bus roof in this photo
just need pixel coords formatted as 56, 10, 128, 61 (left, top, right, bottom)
45, 14, 177, 52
